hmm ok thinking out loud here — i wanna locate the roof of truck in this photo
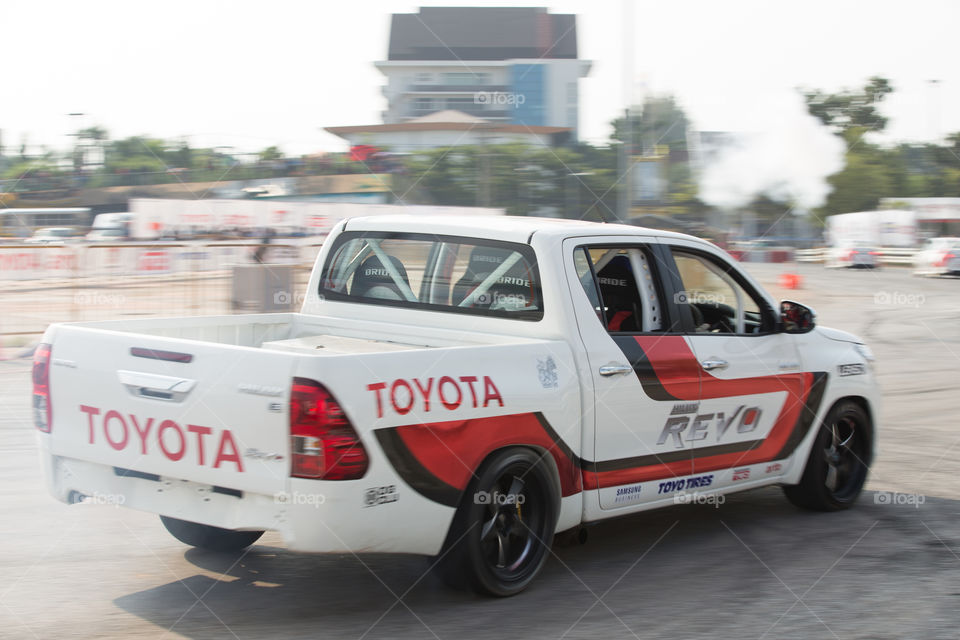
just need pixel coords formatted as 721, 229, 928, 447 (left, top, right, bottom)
342, 214, 702, 245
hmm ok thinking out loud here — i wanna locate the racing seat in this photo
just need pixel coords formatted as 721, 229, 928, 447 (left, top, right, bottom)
351, 255, 410, 301
596, 255, 642, 332
451, 246, 535, 311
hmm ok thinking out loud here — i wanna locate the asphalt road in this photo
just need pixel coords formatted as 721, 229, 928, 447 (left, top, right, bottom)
2, 263, 960, 639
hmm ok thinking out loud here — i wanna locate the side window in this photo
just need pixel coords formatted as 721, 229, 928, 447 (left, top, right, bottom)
573, 245, 665, 333
321, 233, 544, 320
573, 248, 602, 322
672, 251, 770, 335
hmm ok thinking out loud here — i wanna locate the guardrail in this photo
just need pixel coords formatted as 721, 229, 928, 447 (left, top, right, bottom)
878, 248, 918, 265
795, 248, 826, 263
794, 247, 918, 265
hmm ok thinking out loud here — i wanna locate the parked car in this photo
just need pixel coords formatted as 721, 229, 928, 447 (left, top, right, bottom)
34, 215, 879, 596
825, 242, 881, 268
23, 227, 83, 244
913, 237, 960, 277
85, 228, 128, 242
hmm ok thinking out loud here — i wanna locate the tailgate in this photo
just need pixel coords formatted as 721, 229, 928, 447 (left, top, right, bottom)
47, 325, 297, 495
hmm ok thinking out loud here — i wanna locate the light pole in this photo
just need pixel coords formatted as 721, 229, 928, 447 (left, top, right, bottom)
67, 112, 86, 172
928, 79, 942, 144
515, 165, 536, 216
566, 171, 594, 219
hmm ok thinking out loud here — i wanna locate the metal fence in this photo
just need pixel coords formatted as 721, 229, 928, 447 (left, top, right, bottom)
0, 241, 324, 337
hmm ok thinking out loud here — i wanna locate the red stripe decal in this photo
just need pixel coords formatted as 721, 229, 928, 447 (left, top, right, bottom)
581, 335, 814, 489
394, 414, 582, 497
378, 336, 826, 503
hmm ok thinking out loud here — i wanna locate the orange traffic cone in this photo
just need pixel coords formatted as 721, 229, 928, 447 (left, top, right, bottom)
778, 272, 802, 289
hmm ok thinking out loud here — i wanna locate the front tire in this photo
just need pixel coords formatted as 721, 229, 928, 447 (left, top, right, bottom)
160, 515, 264, 552
783, 401, 871, 511
437, 448, 559, 597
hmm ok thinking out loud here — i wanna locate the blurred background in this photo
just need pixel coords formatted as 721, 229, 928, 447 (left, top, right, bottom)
3, 2, 960, 344
5, 3, 960, 638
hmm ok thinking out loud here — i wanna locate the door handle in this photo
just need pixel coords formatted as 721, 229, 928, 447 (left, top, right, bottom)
118, 370, 196, 402
599, 364, 633, 377
700, 359, 729, 371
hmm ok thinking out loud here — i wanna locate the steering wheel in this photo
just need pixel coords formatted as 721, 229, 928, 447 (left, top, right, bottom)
708, 317, 734, 333
700, 302, 736, 333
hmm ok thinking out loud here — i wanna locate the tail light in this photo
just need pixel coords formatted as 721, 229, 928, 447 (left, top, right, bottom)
936, 252, 955, 267
33, 343, 52, 432
842, 250, 855, 261
289, 378, 368, 480
868, 251, 881, 256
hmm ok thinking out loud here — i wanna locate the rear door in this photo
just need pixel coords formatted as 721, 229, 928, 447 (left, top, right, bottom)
563, 237, 700, 512
661, 241, 809, 488
48, 326, 298, 495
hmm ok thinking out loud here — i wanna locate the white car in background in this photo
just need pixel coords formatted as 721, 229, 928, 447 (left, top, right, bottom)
85, 228, 128, 242
913, 237, 960, 277
825, 242, 881, 269
23, 227, 83, 245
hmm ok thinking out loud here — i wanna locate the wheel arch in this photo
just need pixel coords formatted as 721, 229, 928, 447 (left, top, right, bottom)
783, 393, 876, 486
461, 443, 563, 513
834, 394, 876, 464
440, 443, 564, 550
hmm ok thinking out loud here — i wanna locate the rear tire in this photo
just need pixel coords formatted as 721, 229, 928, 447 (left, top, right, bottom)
160, 515, 264, 552
783, 401, 871, 511
437, 448, 559, 597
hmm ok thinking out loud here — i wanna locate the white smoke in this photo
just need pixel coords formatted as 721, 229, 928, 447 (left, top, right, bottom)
697, 93, 846, 210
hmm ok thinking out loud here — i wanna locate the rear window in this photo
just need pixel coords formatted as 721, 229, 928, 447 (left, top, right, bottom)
319, 231, 543, 321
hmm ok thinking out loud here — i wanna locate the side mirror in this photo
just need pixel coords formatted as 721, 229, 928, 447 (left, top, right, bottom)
780, 300, 816, 334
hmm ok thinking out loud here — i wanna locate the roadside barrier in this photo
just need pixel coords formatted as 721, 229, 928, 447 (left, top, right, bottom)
0, 241, 324, 336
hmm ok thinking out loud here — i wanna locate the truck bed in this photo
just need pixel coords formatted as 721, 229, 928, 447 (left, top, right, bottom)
66, 312, 535, 351
40, 312, 568, 501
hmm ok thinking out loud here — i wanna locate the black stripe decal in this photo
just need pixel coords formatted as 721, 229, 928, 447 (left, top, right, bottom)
533, 412, 585, 467
374, 429, 461, 508
589, 440, 763, 473
612, 336, 681, 401
774, 371, 829, 459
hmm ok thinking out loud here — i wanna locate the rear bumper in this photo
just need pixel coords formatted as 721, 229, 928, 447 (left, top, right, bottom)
39, 441, 454, 556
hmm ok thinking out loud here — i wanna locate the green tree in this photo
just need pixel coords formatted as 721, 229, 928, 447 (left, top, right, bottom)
819, 146, 894, 215
609, 95, 701, 215
611, 95, 690, 154
804, 76, 893, 135
258, 146, 283, 163
399, 143, 619, 220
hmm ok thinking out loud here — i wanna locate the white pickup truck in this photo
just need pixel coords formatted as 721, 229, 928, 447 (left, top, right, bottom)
35, 215, 879, 596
